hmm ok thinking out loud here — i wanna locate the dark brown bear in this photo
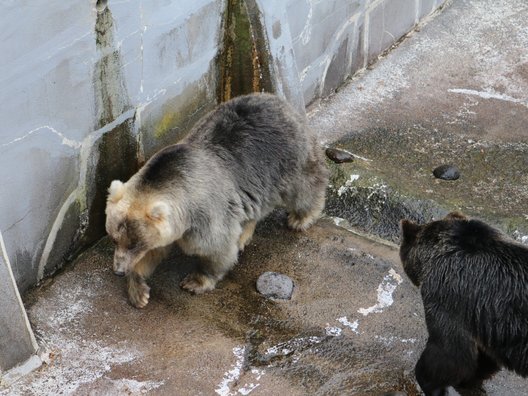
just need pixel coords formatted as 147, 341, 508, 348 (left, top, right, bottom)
399, 212, 528, 396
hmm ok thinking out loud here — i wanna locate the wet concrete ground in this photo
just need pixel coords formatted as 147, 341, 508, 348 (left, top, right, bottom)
3, 0, 528, 394
3, 212, 527, 395
4, 213, 427, 395
310, 0, 528, 244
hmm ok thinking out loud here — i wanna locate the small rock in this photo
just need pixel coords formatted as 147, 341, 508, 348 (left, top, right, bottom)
325, 148, 354, 163
256, 272, 294, 300
433, 164, 460, 180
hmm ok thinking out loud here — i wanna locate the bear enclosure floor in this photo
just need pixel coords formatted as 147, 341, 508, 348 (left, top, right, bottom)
4, 0, 528, 394
6, 213, 527, 395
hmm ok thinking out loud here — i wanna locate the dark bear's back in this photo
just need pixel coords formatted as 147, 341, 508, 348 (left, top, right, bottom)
422, 218, 528, 373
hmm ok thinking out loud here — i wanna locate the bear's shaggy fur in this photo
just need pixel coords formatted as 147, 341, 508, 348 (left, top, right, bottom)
399, 212, 528, 396
105, 93, 328, 308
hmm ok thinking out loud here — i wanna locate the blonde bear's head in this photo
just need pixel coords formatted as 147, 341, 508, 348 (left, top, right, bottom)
105, 180, 175, 276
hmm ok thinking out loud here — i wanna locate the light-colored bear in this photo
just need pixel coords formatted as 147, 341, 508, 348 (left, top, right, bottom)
105, 93, 328, 308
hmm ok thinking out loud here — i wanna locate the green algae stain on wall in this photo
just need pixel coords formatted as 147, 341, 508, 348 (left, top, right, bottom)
140, 78, 216, 159
146, 0, 277, 155
216, 0, 274, 102
153, 85, 210, 141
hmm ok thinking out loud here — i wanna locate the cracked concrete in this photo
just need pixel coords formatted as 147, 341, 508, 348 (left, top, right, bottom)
2, 0, 528, 394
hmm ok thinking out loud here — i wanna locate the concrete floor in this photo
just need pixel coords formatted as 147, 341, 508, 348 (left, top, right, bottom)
310, 0, 528, 244
2, 0, 528, 394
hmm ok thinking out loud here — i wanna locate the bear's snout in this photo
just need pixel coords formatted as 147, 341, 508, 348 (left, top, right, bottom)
112, 249, 135, 277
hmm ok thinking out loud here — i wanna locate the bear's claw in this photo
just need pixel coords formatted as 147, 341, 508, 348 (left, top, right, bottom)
128, 274, 151, 308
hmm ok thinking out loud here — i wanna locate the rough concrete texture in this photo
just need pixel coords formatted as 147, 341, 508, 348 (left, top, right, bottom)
2, 213, 526, 395
3, 0, 528, 392
310, 0, 528, 244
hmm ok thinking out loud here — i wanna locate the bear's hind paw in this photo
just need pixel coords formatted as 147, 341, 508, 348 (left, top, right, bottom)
180, 273, 217, 294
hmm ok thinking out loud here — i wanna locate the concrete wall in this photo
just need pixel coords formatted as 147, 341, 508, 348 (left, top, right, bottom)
260, 0, 447, 107
0, 0, 446, 371
0, 0, 223, 294
0, 231, 39, 374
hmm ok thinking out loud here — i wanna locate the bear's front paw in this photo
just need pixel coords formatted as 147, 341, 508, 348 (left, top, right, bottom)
180, 273, 217, 294
128, 274, 151, 308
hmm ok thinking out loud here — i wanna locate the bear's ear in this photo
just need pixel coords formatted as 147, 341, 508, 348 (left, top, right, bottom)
400, 220, 422, 242
444, 211, 467, 221
147, 202, 170, 222
108, 180, 125, 203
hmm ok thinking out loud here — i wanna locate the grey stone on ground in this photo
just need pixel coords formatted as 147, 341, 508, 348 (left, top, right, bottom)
256, 271, 294, 300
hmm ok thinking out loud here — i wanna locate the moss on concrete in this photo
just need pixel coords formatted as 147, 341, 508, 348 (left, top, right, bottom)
153, 85, 210, 141
216, 0, 274, 102
325, 125, 528, 243
140, 80, 216, 159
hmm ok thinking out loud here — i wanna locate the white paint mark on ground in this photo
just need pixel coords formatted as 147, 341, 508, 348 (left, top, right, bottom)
375, 335, 417, 346
337, 316, 360, 334
347, 174, 361, 184
448, 88, 528, 108
238, 383, 260, 395
2, 272, 163, 396
388, 268, 403, 283
325, 325, 343, 336
337, 174, 361, 196
266, 344, 292, 356
216, 346, 246, 396
251, 369, 265, 381
265, 336, 324, 359
353, 153, 372, 162
358, 269, 403, 316
332, 217, 348, 228
337, 186, 348, 196
216, 348, 265, 396
263, 336, 328, 366
106, 378, 165, 394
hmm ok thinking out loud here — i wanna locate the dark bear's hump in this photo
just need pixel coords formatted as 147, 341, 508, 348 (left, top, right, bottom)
451, 219, 502, 253
139, 144, 189, 188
